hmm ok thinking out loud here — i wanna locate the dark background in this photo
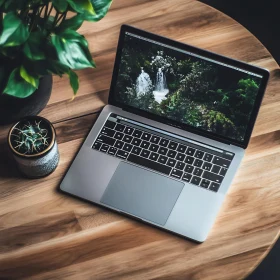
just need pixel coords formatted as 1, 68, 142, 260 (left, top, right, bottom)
198, 1, 280, 279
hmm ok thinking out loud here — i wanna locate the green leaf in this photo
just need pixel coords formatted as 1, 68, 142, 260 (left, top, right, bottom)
4, 68, 37, 98
52, 0, 68, 12
51, 29, 95, 70
84, 0, 113, 22
20, 66, 39, 88
68, 70, 79, 94
0, 12, 29, 47
67, 0, 95, 16
23, 32, 46, 61
56, 14, 84, 32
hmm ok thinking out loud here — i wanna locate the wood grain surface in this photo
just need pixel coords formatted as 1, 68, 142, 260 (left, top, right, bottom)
0, 0, 279, 279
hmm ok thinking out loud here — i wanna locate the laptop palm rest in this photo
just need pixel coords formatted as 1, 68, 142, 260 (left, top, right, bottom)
101, 162, 184, 226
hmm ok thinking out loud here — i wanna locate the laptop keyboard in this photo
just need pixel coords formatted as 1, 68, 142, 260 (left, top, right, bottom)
92, 116, 234, 193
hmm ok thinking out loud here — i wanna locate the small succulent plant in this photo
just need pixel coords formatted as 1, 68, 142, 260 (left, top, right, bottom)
11, 120, 51, 155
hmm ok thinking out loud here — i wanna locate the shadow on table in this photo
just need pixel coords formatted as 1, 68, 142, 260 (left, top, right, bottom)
0, 141, 21, 179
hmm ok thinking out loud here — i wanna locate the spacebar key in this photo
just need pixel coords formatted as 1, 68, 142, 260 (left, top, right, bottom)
128, 154, 171, 175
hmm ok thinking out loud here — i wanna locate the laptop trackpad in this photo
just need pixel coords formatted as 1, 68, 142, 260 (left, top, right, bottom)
101, 162, 184, 225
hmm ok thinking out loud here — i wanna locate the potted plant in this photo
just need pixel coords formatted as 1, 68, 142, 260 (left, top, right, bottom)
0, 0, 112, 125
8, 116, 59, 178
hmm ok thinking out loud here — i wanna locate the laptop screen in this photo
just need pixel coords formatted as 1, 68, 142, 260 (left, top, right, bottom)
112, 27, 268, 147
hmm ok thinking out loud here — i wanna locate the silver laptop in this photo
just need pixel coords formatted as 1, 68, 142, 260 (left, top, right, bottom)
60, 25, 269, 242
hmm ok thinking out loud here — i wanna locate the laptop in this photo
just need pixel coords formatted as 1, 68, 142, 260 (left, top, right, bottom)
60, 25, 269, 242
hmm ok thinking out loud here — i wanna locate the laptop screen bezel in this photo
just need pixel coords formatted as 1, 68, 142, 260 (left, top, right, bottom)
108, 25, 270, 149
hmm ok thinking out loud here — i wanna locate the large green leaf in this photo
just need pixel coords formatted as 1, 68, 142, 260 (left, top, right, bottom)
0, 12, 29, 47
84, 0, 113, 22
23, 32, 46, 61
20, 66, 39, 88
52, 0, 68, 12
4, 68, 37, 98
51, 29, 95, 70
56, 14, 84, 32
68, 70, 79, 94
67, 0, 95, 16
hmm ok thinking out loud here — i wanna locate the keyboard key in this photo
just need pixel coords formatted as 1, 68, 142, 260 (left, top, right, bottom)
123, 143, 132, 152
132, 129, 142, 138
104, 120, 116, 129
177, 144, 187, 153
115, 124, 125, 132
114, 140, 124, 149
220, 167, 227, 176
124, 127, 134, 135
167, 150, 177, 158
167, 158, 176, 167
141, 132, 151, 141
211, 165, 220, 174
108, 147, 117, 155
158, 147, 168, 155
131, 138, 141, 146
128, 154, 172, 175
168, 141, 178, 150
194, 159, 203, 167
176, 153, 185, 162
204, 153, 213, 162
191, 176, 201, 185
185, 156, 194, 165
150, 135, 160, 144
140, 141, 150, 149
175, 161, 185, 170
116, 149, 129, 159
202, 171, 223, 183
92, 141, 102, 150
212, 156, 230, 168
202, 162, 212, 171
184, 164, 194, 173
158, 155, 168, 164
101, 127, 115, 137
182, 173, 192, 182
100, 144, 109, 153
194, 150, 204, 159
97, 135, 116, 146
200, 179, 210, 189
209, 182, 220, 192
131, 146, 141, 155
123, 135, 133, 143
149, 144, 159, 152
193, 168, 203, 176
149, 152, 159, 161
114, 132, 124, 140
186, 147, 195, 156
159, 138, 169, 147
171, 169, 183, 179
140, 149, 150, 158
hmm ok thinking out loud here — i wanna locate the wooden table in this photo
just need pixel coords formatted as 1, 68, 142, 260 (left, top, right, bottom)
0, 0, 279, 279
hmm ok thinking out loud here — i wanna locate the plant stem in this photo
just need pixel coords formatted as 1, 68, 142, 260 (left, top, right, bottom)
30, 6, 44, 32
56, 12, 67, 26
44, 3, 49, 19
47, 4, 54, 18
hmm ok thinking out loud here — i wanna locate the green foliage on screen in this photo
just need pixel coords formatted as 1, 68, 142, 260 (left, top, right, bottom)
115, 35, 261, 142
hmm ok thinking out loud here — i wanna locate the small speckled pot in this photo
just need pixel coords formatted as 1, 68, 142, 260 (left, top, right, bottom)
8, 116, 59, 178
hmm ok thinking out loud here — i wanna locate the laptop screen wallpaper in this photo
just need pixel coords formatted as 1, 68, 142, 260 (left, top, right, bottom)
115, 32, 263, 142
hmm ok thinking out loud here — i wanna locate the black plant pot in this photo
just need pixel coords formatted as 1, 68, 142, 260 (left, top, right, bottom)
0, 75, 53, 126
